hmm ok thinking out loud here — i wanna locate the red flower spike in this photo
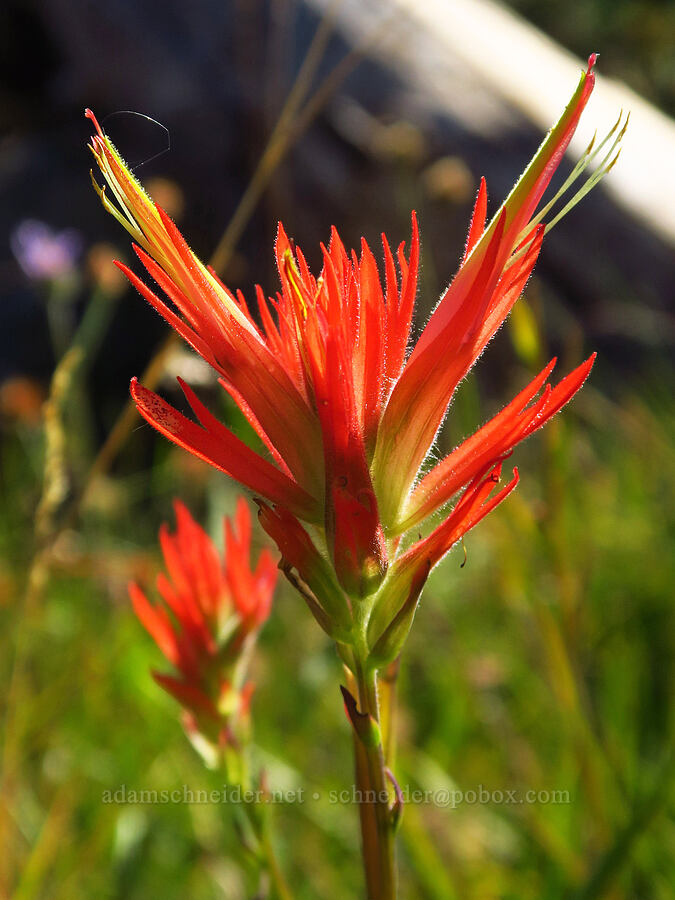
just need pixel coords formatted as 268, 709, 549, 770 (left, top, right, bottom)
92, 57, 618, 655
129, 498, 276, 736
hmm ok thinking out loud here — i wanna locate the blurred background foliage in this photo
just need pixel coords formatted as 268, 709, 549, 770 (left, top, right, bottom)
1, 0, 673, 897
504, 0, 675, 115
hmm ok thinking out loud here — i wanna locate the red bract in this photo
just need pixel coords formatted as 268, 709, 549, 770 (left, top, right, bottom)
129, 498, 277, 731
92, 56, 621, 663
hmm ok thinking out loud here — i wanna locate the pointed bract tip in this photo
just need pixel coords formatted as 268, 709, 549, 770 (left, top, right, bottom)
129, 376, 142, 403
85, 108, 104, 136
587, 53, 599, 73
127, 579, 143, 600
410, 209, 420, 245
274, 220, 290, 252
171, 497, 190, 521
340, 685, 360, 725
576, 352, 597, 379
234, 494, 251, 530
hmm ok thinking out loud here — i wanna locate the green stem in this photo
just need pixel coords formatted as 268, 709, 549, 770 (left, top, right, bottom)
378, 658, 400, 770
259, 815, 294, 900
353, 657, 397, 899
221, 748, 293, 900
350, 702, 382, 895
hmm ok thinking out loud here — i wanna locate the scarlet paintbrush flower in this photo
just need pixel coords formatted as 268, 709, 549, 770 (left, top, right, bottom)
129, 498, 277, 741
91, 55, 623, 664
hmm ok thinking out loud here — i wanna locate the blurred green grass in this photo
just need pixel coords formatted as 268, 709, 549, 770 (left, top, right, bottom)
1, 295, 673, 898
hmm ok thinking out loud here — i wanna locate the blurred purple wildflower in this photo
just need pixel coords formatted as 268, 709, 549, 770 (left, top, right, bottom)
10, 219, 82, 281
